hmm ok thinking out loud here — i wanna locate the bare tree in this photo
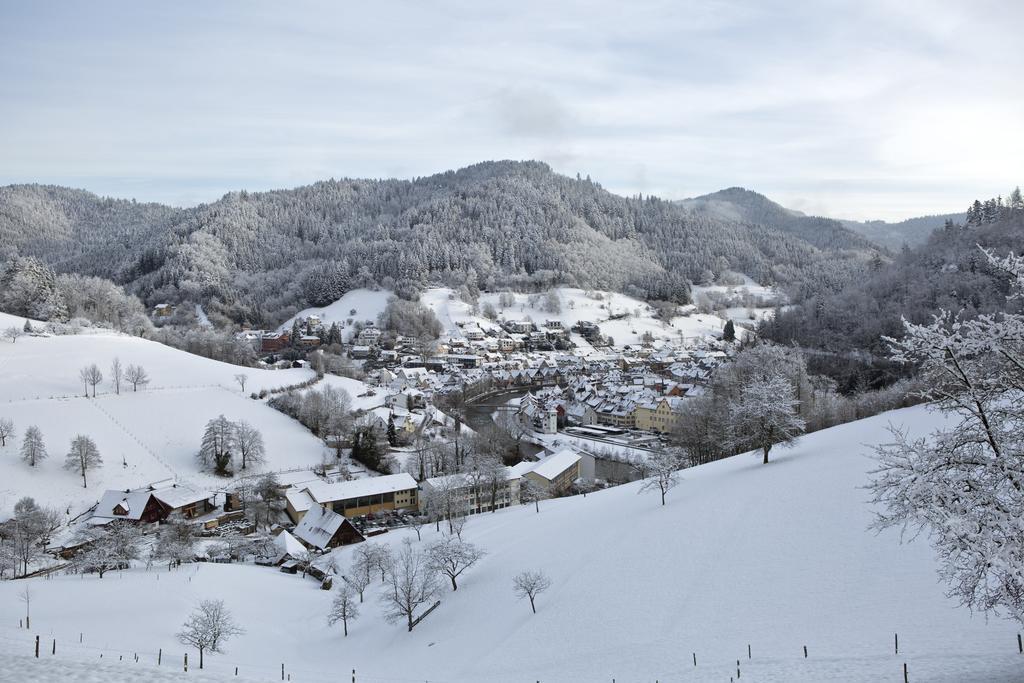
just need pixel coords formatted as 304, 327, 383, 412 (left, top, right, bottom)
380, 540, 440, 632
4, 326, 23, 344
518, 477, 548, 513
197, 415, 236, 475
110, 357, 124, 395
10, 497, 60, 576
0, 418, 14, 447
64, 434, 102, 488
124, 364, 149, 391
79, 364, 103, 398
177, 599, 244, 669
513, 570, 552, 614
20, 425, 47, 467
345, 554, 374, 603
234, 373, 248, 394
428, 536, 486, 591
639, 448, 685, 506
19, 586, 30, 628
327, 584, 360, 636
233, 421, 265, 470
407, 512, 427, 541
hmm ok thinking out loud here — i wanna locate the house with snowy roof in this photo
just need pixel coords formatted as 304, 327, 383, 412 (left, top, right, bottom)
523, 449, 582, 494
297, 473, 419, 520
292, 504, 364, 551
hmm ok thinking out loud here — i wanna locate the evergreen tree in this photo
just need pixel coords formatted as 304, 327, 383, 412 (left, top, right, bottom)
722, 319, 736, 342
387, 413, 398, 446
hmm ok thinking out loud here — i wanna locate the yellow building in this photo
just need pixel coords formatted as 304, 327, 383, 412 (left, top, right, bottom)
634, 397, 684, 434
286, 473, 419, 523
524, 449, 582, 494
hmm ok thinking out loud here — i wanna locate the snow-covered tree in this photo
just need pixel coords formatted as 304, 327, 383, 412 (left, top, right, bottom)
197, 415, 237, 475
64, 434, 102, 488
380, 540, 440, 632
233, 373, 248, 393
519, 477, 548, 513
233, 421, 265, 470
20, 425, 47, 467
639, 448, 685, 506
74, 520, 142, 578
124, 364, 149, 391
868, 248, 1024, 624
8, 497, 60, 576
152, 514, 196, 568
428, 536, 486, 591
4, 326, 23, 344
79, 363, 103, 398
327, 584, 360, 637
177, 599, 244, 669
110, 357, 123, 395
0, 417, 14, 447
728, 374, 806, 464
344, 554, 374, 603
513, 569, 552, 614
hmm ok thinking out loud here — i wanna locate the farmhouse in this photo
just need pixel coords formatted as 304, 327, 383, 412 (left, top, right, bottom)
292, 504, 365, 551
91, 482, 215, 525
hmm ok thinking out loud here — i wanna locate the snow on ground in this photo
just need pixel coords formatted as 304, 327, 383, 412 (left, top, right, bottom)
0, 326, 342, 519
420, 287, 726, 346
0, 328, 314, 403
277, 289, 393, 342
3, 404, 1022, 682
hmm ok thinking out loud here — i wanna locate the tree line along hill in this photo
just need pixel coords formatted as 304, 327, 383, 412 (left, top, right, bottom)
1, 161, 885, 328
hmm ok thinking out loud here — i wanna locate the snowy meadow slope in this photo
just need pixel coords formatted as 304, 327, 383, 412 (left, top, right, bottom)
2, 404, 1021, 682
0, 316, 335, 518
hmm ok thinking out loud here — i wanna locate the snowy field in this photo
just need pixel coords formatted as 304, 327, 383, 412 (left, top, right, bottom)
2, 404, 1022, 682
277, 289, 392, 342
0, 318, 342, 518
422, 287, 726, 346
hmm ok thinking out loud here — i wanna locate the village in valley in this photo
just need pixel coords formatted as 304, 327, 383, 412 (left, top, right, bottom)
39, 284, 763, 569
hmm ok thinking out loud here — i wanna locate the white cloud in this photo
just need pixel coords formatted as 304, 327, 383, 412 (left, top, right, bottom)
0, 0, 1020, 220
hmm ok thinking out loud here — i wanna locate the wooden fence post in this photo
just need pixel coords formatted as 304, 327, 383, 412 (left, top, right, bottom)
34, 636, 39, 658
748, 643, 751, 659
692, 652, 697, 666
903, 662, 908, 683
803, 645, 808, 658
52, 639, 55, 655
158, 648, 162, 665
895, 632, 898, 655
184, 653, 188, 672
1018, 633, 1022, 654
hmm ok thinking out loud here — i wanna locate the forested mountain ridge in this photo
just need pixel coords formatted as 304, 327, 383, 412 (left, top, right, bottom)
0, 161, 883, 326
680, 186, 881, 253
760, 189, 1024, 391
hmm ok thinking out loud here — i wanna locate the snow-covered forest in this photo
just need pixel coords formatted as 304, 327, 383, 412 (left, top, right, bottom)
0, 162, 885, 328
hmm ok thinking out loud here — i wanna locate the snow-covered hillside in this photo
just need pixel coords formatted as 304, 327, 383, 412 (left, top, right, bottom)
277, 289, 393, 342
422, 287, 726, 346
2, 404, 1021, 682
0, 321, 353, 518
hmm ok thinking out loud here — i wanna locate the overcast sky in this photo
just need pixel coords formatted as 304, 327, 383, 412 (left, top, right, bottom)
1, 0, 1021, 220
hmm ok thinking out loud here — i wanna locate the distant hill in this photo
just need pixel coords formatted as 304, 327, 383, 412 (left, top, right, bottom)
680, 186, 966, 252
680, 186, 880, 252
840, 213, 966, 250
0, 162, 883, 326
